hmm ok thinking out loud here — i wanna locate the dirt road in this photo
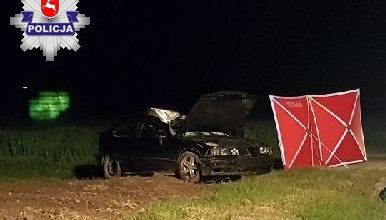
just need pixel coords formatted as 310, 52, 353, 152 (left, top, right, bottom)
0, 159, 384, 220
0, 174, 211, 220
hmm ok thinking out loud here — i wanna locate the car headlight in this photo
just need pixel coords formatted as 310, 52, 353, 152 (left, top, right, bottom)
259, 146, 273, 155
210, 147, 239, 156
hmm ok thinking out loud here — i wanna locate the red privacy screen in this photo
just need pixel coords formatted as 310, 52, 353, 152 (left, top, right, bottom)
269, 90, 366, 170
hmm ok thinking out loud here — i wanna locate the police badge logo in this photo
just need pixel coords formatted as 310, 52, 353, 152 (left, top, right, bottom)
10, 0, 90, 61
41, 0, 59, 18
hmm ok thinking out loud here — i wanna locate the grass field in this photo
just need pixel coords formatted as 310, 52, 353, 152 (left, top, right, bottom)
0, 122, 109, 180
130, 166, 386, 220
0, 113, 384, 219
0, 112, 384, 181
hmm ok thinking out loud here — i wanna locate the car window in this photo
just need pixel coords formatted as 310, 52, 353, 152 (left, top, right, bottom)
140, 123, 158, 139
113, 123, 140, 138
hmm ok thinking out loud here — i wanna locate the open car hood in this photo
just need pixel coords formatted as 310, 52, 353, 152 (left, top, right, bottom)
186, 91, 256, 136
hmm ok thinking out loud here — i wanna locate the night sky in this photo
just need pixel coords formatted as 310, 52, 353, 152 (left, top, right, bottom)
2, 0, 386, 116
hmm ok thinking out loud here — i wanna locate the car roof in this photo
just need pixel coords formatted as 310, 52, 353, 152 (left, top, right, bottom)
113, 115, 169, 128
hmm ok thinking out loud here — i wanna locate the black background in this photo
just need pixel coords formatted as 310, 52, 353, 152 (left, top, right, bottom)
2, 0, 386, 117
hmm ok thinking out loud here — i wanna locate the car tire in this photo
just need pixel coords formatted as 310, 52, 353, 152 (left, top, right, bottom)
177, 151, 201, 183
103, 154, 121, 179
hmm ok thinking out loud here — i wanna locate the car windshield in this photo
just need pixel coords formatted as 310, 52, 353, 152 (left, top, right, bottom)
183, 131, 230, 138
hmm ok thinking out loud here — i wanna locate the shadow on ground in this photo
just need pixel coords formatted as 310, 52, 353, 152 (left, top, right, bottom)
72, 158, 284, 181
73, 165, 103, 180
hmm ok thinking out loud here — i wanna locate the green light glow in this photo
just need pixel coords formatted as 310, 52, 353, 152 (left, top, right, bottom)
29, 91, 70, 121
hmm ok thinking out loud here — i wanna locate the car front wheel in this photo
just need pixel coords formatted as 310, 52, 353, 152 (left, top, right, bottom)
177, 151, 201, 183
103, 154, 121, 179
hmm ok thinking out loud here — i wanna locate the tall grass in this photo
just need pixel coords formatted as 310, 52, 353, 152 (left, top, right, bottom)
362, 113, 386, 154
0, 122, 108, 180
0, 111, 383, 180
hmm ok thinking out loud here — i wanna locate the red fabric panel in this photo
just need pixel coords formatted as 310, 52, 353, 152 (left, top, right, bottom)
310, 98, 346, 164
312, 92, 357, 123
326, 152, 342, 166
309, 115, 322, 166
270, 90, 366, 169
326, 132, 365, 166
273, 101, 307, 168
312, 137, 322, 166
350, 98, 365, 150
275, 97, 309, 127
290, 136, 313, 168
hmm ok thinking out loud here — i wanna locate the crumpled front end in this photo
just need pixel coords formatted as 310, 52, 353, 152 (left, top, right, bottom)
200, 149, 275, 177
200, 156, 242, 176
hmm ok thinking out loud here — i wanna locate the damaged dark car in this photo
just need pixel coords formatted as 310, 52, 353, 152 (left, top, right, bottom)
99, 91, 275, 183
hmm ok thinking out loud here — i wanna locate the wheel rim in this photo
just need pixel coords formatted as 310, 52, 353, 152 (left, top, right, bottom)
107, 160, 116, 176
181, 156, 199, 181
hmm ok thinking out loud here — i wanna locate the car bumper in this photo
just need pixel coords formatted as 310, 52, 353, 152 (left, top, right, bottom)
200, 155, 275, 177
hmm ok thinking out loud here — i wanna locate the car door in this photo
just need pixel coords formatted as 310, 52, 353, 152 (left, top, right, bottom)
135, 122, 162, 171
111, 123, 137, 152
137, 121, 181, 171
110, 122, 144, 170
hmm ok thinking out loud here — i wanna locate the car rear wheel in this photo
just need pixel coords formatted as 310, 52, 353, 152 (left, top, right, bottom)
103, 154, 121, 179
177, 151, 201, 183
